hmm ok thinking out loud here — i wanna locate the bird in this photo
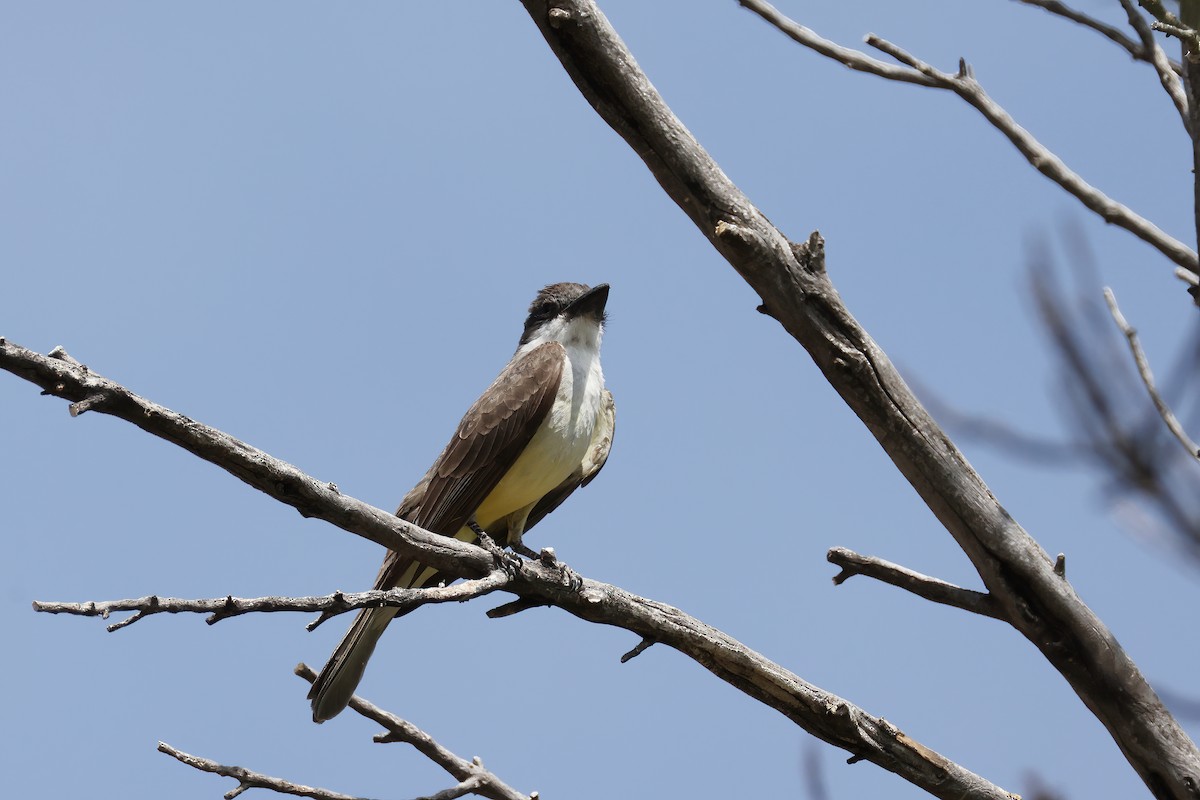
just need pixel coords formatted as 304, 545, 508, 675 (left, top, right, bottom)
308, 282, 615, 723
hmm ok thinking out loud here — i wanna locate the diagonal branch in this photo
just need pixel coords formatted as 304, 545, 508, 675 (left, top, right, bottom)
0, 337, 494, 582
735, 0, 936, 86
0, 337, 1013, 800
517, 1, 1200, 796
737, 0, 1200, 279
1013, 0, 1183, 74
1119, 0, 1191, 132
826, 547, 1004, 620
1103, 287, 1200, 459
294, 664, 531, 800
32, 571, 511, 632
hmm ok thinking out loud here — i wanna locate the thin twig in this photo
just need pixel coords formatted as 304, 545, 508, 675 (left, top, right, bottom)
737, 0, 1200, 278
736, 0, 936, 86
294, 664, 533, 800
1119, 0, 1191, 132
158, 742, 369, 800
32, 571, 511, 632
1012, 0, 1182, 73
1103, 287, 1200, 458
827, 547, 1005, 620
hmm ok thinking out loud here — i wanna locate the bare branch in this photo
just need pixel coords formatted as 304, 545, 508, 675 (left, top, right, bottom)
1, 337, 1012, 799
294, 665, 533, 800
1024, 248, 1200, 557
0, 340, 495, 583
1141, 0, 1200, 57
736, 2, 1200, 278
1119, 0, 1191, 131
32, 571, 511, 633
518, 1, 1200, 794
1103, 287, 1200, 458
1012, 0, 1182, 74
827, 547, 1005, 620
736, 0, 935, 86
158, 741, 367, 800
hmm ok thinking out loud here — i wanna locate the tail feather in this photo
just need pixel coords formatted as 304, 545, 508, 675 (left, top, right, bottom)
308, 605, 398, 723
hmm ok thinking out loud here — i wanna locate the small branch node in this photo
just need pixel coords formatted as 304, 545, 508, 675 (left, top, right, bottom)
47, 346, 82, 367
107, 611, 146, 632
1053, 553, 1067, 578
547, 6, 571, 28
790, 231, 826, 274
69, 391, 108, 417
620, 637, 656, 663
714, 219, 751, 242
486, 596, 549, 619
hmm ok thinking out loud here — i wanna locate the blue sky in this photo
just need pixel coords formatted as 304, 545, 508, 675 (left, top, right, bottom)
3, 2, 1199, 798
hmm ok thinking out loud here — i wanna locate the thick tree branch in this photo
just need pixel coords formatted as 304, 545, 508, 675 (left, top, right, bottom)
1013, 0, 1183, 74
738, 0, 1200, 279
1103, 288, 1200, 459
516, 2, 1200, 797
826, 547, 1004, 620
294, 664, 532, 800
32, 571, 511, 632
0, 338, 1012, 800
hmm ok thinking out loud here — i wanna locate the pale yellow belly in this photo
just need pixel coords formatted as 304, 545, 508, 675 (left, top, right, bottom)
401, 411, 594, 588
472, 421, 589, 528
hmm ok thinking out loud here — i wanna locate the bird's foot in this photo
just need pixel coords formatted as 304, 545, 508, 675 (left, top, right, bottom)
469, 521, 523, 577
506, 530, 540, 560
537, 547, 583, 592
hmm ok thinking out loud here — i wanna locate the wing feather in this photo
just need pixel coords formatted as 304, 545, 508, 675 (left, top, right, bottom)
372, 342, 565, 590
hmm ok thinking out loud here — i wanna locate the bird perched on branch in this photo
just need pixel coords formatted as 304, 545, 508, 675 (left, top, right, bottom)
309, 282, 615, 722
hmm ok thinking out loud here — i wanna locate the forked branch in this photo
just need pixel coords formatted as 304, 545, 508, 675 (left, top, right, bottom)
738, 0, 1200, 279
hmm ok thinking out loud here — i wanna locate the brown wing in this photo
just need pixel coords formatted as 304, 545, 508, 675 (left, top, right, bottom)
511, 387, 614, 536
372, 342, 565, 590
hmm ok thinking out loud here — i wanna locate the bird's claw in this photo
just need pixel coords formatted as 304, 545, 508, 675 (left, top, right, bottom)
470, 525, 523, 577
539, 547, 583, 591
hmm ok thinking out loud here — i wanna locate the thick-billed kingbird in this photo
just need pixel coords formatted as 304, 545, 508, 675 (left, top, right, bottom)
309, 282, 614, 723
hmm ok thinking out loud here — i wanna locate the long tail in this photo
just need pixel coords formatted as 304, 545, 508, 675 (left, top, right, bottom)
308, 605, 398, 723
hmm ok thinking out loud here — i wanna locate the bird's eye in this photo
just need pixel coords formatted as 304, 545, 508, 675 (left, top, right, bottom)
537, 301, 556, 316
